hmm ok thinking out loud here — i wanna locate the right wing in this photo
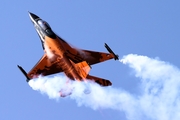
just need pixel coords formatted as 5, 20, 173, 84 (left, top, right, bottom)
65, 49, 115, 65
80, 49, 114, 65
27, 54, 63, 79
58, 36, 117, 65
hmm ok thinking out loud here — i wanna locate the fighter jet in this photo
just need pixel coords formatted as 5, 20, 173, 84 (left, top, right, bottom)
18, 12, 119, 88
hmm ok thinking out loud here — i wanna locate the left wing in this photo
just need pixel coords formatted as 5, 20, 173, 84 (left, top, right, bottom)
27, 54, 63, 79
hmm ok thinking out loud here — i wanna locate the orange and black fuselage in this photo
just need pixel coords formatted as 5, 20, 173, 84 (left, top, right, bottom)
44, 36, 84, 81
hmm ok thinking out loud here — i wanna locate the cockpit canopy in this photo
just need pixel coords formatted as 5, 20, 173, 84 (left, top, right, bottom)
37, 20, 51, 30
36, 19, 56, 38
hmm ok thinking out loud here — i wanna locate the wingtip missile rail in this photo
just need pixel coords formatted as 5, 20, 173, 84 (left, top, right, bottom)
104, 43, 119, 60
17, 65, 30, 82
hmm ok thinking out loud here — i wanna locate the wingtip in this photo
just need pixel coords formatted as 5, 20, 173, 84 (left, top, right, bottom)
104, 43, 108, 47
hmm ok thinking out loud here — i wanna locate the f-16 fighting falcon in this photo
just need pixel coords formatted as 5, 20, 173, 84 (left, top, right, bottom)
18, 12, 119, 92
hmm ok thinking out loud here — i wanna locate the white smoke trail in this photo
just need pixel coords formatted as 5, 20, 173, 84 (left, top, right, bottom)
120, 54, 180, 120
28, 54, 180, 120
28, 75, 67, 100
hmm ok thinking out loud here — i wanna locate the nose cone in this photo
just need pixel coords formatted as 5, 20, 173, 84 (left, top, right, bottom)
28, 12, 40, 21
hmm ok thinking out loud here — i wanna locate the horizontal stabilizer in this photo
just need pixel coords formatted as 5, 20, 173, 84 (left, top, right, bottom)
86, 75, 112, 86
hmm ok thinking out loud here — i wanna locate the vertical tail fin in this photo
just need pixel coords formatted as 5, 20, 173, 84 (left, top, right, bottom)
70, 60, 91, 79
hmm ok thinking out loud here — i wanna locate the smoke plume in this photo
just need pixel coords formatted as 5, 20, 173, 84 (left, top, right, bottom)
28, 54, 180, 120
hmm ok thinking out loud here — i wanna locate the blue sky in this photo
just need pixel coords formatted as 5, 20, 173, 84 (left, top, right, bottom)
0, 1, 180, 120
